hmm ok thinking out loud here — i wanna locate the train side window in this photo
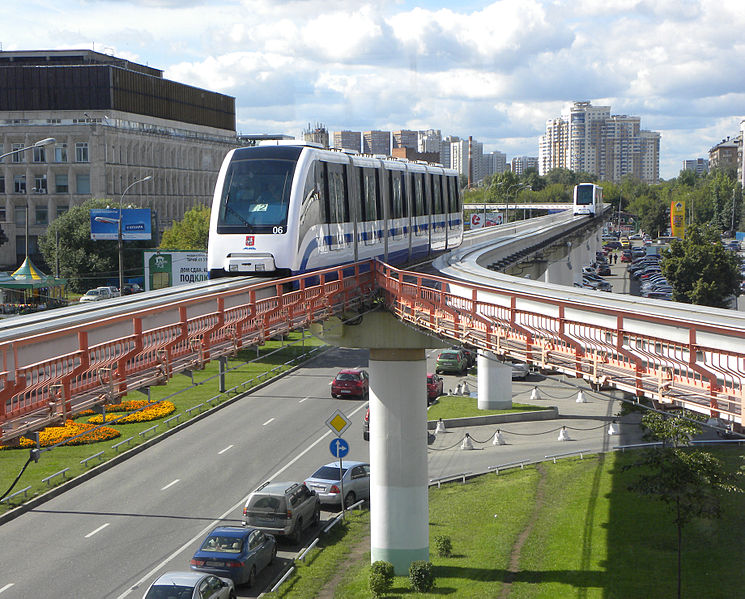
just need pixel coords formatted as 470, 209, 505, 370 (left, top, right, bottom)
432, 175, 443, 215
327, 163, 348, 224
449, 177, 461, 212
390, 171, 402, 219
361, 169, 378, 222
401, 172, 409, 218
317, 162, 330, 224
414, 174, 424, 217
440, 175, 449, 213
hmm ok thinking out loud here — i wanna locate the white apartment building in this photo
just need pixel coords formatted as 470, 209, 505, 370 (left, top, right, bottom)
451, 138, 484, 185
539, 101, 660, 184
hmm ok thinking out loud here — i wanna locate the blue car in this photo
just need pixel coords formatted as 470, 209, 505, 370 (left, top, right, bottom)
190, 525, 276, 588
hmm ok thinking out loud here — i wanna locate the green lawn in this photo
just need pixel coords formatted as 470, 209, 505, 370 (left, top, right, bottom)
264, 449, 745, 598
427, 395, 549, 421
0, 331, 325, 512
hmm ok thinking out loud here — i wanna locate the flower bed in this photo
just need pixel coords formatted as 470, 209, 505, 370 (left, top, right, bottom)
85, 400, 176, 424
1, 420, 120, 450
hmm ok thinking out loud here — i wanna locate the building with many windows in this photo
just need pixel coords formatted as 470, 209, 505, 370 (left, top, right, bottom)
0, 49, 239, 270
709, 136, 740, 172
538, 101, 660, 184
392, 130, 418, 150
363, 130, 391, 155
682, 158, 709, 176
510, 156, 538, 176
332, 130, 361, 152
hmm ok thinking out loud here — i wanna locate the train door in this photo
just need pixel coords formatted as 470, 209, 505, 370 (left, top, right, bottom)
360, 167, 380, 251
346, 161, 360, 263
325, 162, 350, 253
441, 174, 449, 251
424, 173, 433, 256
403, 171, 412, 262
380, 166, 390, 263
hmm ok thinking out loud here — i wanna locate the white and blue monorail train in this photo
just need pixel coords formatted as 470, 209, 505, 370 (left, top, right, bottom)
573, 183, 603, 216
207, 142, 464, 279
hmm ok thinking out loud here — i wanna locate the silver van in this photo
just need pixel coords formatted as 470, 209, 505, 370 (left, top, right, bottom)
242, 481, 320, 543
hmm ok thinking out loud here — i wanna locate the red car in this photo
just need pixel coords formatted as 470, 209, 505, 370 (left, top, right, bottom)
427, 373, 443, 404
331, 368, 369, 399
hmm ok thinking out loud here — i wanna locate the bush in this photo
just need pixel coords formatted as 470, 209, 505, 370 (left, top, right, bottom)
434, 535, 452, 557
409, 560, 435, 592
369, 560, 394, 597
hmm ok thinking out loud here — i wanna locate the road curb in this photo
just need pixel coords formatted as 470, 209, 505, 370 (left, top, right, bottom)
426, 406, 559, 429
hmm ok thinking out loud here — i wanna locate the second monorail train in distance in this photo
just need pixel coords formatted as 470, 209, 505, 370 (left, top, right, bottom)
573, 182, 603, 216
207, 142, 464, 279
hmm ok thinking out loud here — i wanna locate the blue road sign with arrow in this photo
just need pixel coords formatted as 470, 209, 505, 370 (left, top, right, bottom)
329, 437, 349, 459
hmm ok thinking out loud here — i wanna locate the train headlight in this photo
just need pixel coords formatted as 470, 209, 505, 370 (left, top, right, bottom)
255, 264, 265, 272
229, 264, 239, 272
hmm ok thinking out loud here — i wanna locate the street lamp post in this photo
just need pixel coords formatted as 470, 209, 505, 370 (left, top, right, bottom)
505, 183, 530, 223
116, 175, 152, 294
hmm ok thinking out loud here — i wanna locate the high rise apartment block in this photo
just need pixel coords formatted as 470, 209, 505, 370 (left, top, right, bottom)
0, 49, 239, 270
539, 101, 660, 184
363, 130, 391, 155
451, 138, 484, 186
483, 151, 507, 178
392, 130, 418, 150
682, 158, 709, 176
418, 129, 441, 155
511, 156, 538, 176
332, 130, 361, 152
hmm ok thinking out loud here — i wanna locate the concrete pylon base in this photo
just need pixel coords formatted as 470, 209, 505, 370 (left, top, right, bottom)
477, 350, 512, 409
369, 348, 429, 575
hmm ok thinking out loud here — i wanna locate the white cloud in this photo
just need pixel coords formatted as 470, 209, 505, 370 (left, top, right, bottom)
4, 0, 744, 178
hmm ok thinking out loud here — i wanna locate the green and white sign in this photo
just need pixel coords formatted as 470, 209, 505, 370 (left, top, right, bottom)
143, 251, 208, 291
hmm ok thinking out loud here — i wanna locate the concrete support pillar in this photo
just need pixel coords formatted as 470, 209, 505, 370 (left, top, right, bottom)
477, 350, 512, 410
369, 348, 429, 574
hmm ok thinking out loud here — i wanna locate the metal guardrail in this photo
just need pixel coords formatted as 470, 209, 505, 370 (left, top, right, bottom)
429, 472, 472, 488
0, 485, 31, 504
138, 424, 159, 439
41, 468, 69, 485
544, 449, 592, 463
488, 459, 531, 474
111, 436, 133, 451
80, 451, 105, 466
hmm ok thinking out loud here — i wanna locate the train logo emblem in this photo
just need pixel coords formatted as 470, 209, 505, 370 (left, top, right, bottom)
245, 235, 255, 247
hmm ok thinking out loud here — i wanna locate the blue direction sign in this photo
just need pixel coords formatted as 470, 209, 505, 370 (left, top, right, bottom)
329, 437, 349, 459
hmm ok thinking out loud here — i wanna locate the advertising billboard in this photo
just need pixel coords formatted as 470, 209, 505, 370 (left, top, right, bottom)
143, 251, 208, 291
669, 201, 686, 239
91, 208, 152, 241
470, 212, 503, 228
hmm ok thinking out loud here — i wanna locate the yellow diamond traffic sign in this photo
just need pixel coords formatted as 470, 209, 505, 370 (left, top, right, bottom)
326, 409, 351, 437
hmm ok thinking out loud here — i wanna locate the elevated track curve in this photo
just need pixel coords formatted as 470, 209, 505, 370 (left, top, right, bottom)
1, 213, 742, 444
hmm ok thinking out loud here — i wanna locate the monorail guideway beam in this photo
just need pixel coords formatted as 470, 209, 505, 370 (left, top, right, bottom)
311, 312, 448, 574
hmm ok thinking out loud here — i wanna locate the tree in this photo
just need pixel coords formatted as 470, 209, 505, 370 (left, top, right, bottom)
38, 199, 155, 293
625, 412, 743, 599
159, 205, 211, 250
661, 224, 742, 307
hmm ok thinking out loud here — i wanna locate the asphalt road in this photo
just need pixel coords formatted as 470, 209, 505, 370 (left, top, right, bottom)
0, 347, 643, 599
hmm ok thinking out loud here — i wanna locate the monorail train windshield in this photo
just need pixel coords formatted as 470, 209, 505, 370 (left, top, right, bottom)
575, 184, 594, 205
216, 157, 296, 234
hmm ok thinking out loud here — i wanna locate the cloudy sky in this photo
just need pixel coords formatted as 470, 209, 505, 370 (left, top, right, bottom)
4, 0, 744, 179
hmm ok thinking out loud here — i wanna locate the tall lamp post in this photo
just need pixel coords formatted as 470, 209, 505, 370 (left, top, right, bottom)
0, 138, 56, 263
505, 183, 530, 223
96, 175, 152, 294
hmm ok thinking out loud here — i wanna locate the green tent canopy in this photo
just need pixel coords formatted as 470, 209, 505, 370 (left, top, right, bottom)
0, 257, 67, 310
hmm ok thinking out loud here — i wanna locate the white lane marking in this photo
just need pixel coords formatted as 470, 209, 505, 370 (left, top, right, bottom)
299, 396, 310, 403
85, 523, 110, 538
263, 418, 275, 426
161, 479, 180, 491
218, 445, 234, 455
115, 402, 367, 599
0, 584, 15, 594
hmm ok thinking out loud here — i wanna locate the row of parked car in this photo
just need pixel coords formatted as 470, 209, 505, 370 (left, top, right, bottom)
576, 248, 613, 291
144, 459, 372, 597
628, 253, 673, 300
79, 283, 143, 302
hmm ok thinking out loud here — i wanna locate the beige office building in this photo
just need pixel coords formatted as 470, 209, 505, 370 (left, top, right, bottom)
0, 49, 240, 270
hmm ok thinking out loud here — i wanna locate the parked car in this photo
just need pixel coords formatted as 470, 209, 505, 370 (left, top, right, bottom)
427, 373, 443, 403
435, 349, 469, 374
143, 571, 235, 599
122, 282, 143, 294
594, 263, 612, 276
190, 526, 275, 588
362, 408, 370, 441
101, 285, 121, 297
242, 481, 320, 543
305, 460, 370, 507
452, 346, 477, 367
510, 362, 530, 380
79, 288, 108, 302
330, 368, 369, 399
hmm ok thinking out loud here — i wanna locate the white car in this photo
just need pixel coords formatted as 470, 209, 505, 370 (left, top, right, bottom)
143, 571, 235, 599
79, 288, 106, 302
305, 461, 370, 507
510, 362, 530, 379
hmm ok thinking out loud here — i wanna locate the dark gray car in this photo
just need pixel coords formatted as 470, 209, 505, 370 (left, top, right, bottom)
242, 481, 320, 544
